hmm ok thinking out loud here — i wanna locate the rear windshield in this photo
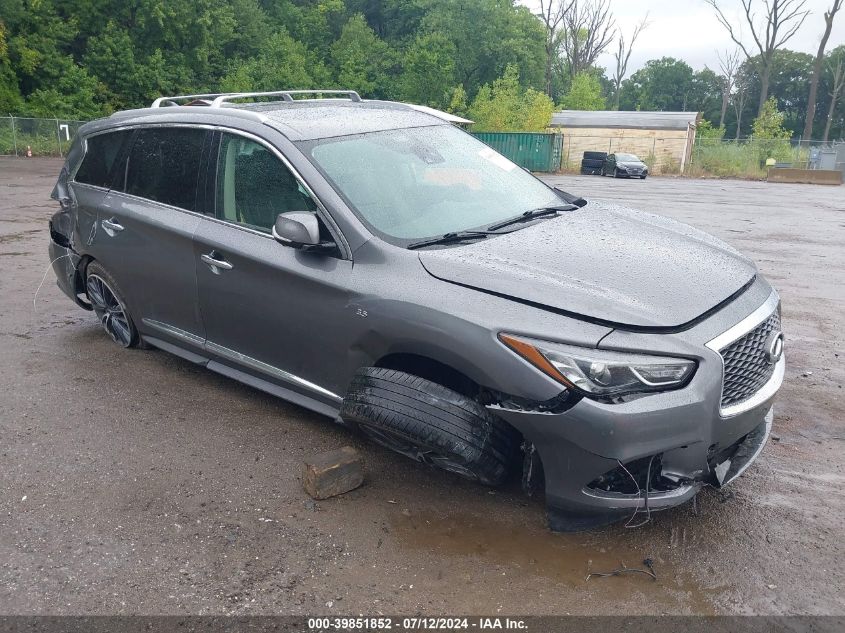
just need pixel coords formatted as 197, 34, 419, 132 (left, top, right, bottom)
303, 125, 561, 244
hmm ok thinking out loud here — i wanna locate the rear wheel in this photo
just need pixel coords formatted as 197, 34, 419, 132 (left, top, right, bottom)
341, 367, 519, 486
85, 262, 142, 348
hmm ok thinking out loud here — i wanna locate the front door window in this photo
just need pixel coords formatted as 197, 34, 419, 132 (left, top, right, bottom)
215, 133, 316, 234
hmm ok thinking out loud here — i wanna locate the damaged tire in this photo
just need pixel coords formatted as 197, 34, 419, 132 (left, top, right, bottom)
85, 262, 142, 348
341, 367, 518, 486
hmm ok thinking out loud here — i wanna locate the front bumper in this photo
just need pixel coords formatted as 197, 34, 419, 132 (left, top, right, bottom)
490, 356, 781, 531
618, 167, 647, 177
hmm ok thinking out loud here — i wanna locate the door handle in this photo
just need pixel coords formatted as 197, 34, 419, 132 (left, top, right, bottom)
201, 252, 234, 273
101, 218, 124, 236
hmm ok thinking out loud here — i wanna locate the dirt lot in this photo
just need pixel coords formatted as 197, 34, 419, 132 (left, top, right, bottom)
1, 158, 843, 616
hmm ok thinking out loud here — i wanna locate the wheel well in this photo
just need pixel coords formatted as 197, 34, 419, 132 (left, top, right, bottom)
374, 353, 479, 398
75, 255, 94, 291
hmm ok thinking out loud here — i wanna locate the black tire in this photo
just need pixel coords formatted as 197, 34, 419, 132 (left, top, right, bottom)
580, 158, 604, 168
85, 262, 142, 348
583, 151, 607, 161
614, 168, 623, 178
640, 175, 647, 179
340, 367, 519, 486
580, 167, 601, 175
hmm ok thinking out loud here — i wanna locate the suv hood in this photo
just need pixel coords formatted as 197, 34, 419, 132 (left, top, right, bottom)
418, 201, 756, 329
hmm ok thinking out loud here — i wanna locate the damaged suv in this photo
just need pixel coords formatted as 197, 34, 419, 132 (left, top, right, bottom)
49, 90, 784, 530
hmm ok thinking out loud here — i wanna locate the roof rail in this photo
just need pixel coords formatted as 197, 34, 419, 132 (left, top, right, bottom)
209, 90, 362, 107
151, 93, 232, 108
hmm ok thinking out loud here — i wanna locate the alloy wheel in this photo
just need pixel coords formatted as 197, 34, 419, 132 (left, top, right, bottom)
86, 274, 133, 347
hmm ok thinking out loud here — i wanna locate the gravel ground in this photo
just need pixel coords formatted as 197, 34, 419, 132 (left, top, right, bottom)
1, 158, 843, 616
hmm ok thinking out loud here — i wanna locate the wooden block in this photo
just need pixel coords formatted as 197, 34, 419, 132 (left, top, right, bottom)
303, 446, 363, 500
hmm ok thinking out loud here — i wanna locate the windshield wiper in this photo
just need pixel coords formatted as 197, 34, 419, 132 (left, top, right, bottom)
407, 230, 499, 250
486, 205, 577, 232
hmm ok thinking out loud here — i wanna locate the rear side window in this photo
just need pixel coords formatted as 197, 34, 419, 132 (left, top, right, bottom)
74, 131, 133, 188
124, 128, 206, 210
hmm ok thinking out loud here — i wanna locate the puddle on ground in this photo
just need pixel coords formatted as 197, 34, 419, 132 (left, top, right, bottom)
391, 509, 723, 614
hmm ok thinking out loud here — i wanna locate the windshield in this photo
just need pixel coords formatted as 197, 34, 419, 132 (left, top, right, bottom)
616, 153, 641, 162
304, 125, 563, 243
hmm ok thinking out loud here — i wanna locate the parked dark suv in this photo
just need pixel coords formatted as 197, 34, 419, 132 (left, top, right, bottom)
49, 90, 784, 531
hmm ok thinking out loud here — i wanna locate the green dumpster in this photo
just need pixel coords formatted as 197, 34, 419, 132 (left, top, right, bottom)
471, 132, 563, 172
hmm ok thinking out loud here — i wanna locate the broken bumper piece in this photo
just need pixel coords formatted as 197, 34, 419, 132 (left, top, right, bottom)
48, 221, 88, 309
491, 388, 775, 532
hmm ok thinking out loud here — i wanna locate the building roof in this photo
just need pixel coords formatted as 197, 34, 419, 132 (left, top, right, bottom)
551, 110, 699, 131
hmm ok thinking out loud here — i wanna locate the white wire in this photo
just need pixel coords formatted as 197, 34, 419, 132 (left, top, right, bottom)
32, 253, 72, 312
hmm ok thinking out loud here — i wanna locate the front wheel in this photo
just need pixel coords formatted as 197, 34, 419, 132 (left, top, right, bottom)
85, 262, 142, 348
341, 367, 519, 486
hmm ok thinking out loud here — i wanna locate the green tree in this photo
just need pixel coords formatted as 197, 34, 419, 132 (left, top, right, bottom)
83, 21, 139, 110
752, 97, 792, 139
468, 65, 553, 131
24, 59, 103, 118
398, 32, 455, 107
331, 14, 395, 98
0, 0, 557, 118
819, 45, 845, 140
446, 84, 469, 118
620, 57, 695, 111
752, 97, 792, 162
420, 0, 545, 98
559, 72, 605, 110
696, 119, 726, 139
742, 50, 814, 136
220, 29, 329, 93
690, 68, 723, 125
0, 19, 23, 113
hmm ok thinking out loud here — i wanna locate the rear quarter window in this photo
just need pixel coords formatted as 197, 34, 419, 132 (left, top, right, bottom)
123, 127, 207, 210
74, 130, 133, 188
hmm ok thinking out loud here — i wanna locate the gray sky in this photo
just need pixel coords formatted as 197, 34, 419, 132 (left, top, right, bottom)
522, 0, 845, 75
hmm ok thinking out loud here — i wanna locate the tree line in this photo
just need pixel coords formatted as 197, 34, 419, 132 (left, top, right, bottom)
0, 0, 843, 140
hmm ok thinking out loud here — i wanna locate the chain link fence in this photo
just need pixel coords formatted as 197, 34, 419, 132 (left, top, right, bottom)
0, 116, 86, 158
561, 134, 691, 175
559, 132, 845, 179
687, 137, 845, 179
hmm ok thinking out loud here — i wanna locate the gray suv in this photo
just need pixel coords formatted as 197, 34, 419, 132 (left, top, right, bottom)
49, 90, 784, 531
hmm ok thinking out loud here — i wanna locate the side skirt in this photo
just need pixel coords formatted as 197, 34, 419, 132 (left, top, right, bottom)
141, 328, 342, 421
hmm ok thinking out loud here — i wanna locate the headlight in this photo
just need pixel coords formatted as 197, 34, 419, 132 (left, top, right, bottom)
499, 333, 696, 398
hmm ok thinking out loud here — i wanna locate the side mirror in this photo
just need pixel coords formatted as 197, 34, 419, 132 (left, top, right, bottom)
272, 212, 336, 253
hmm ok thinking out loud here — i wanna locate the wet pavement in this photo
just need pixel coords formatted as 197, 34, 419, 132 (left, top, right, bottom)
1, 158, 843, 615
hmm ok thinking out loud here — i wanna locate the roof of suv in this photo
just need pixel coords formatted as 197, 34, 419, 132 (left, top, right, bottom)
102, 99, 458, 142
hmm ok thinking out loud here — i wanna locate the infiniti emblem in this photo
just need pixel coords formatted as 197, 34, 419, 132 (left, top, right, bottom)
765, 331, 785, 364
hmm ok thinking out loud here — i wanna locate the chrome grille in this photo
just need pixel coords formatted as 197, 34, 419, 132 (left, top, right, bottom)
719, 311, 780, 409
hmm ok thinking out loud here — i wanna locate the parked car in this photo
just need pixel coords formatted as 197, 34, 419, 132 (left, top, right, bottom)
603, 152, 649, 178
49, 90, 784, 531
